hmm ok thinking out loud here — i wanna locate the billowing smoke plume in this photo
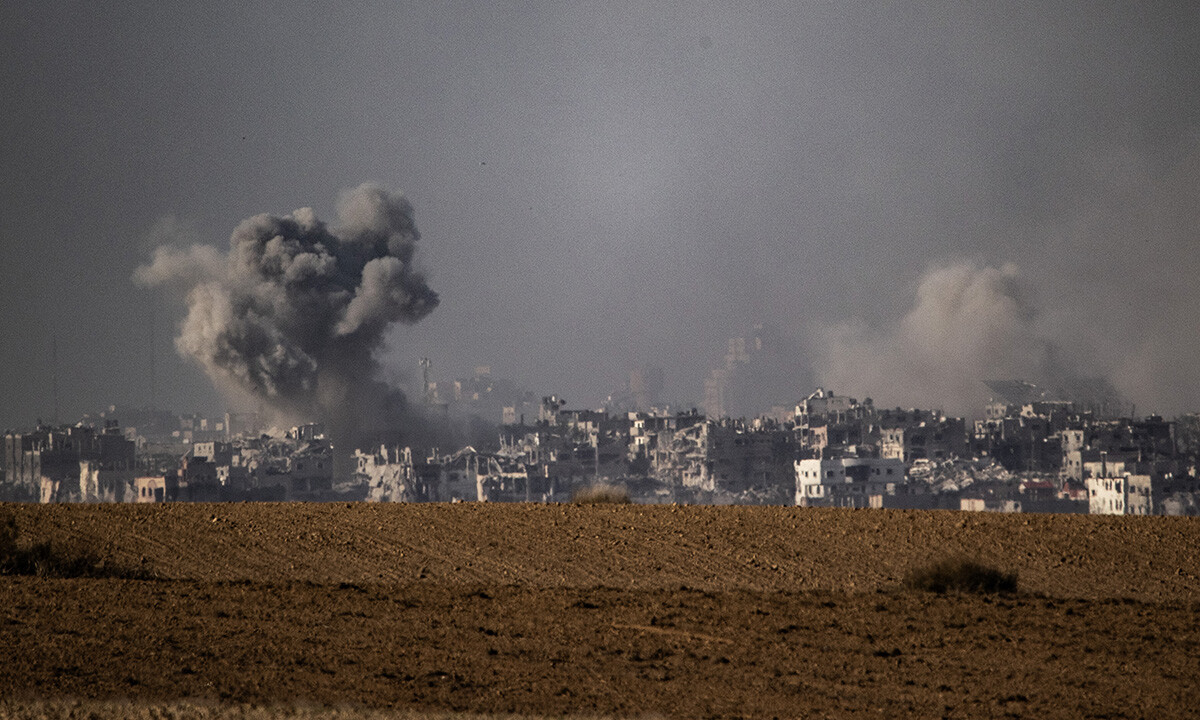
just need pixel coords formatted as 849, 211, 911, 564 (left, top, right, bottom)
136, 184, 439, 471
812, 261, 1069, 417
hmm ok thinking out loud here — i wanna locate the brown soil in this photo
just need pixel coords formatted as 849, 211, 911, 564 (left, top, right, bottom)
2, 503, 1198, 719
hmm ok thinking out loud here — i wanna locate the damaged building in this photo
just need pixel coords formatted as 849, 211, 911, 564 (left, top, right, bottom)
794, 457, 910, 509
3, 421, 136, 503
355, 445, 440, 502
353, 445, 544, 503
654, 417, 796, 503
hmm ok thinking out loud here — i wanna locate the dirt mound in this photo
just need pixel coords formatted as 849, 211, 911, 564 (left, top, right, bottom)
2, 503, 1198, 718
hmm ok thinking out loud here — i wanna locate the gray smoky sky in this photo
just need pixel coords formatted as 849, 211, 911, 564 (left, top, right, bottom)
2, 1, 1199, 429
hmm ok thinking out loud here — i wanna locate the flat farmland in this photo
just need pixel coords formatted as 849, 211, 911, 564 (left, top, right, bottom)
2, 503, 1198, 719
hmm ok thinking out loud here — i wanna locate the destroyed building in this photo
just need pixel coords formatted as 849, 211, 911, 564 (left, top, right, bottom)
354, 445, 547, 504
1087, 473, 1153, 516
10, 372, 1200, 515
794, 457, 908, 509
3, 421, 135, 502
355, 445, 439, 502
984, 378, 1134, 419
653, 417, 796, 503
1060, 417, 1176, 481
794, 389, 874, 458
793, 388, 969, 464
878, 415, 967, 463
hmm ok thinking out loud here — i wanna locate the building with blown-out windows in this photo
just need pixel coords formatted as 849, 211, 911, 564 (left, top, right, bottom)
794, 457, 905, 508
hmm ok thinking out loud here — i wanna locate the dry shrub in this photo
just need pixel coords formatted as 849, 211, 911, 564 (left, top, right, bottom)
903, 556, 1017, 594
571, 484, 631, 505
0, 514, 149, 580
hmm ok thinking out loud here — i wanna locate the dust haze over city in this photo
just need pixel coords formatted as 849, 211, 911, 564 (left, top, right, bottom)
9, 5, 1200, 718
3, 1, 1200, 430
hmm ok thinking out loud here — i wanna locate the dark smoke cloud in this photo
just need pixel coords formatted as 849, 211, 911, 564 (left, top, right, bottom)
135, 183, 439, 466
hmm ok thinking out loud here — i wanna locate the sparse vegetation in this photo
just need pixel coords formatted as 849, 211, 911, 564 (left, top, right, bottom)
570, 484, 632, 504
903, 556, 1017, 594
0, 514, 149, 579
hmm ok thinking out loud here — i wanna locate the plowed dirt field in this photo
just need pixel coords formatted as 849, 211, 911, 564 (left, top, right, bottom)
2, 503, 1198, 719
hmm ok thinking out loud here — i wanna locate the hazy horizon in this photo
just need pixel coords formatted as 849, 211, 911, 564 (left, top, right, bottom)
4, 2, 1199, 430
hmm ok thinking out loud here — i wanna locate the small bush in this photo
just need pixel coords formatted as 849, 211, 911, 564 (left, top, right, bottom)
0, 514, 149, 580
903, 557, 1017, 595
571, 484, 632, 505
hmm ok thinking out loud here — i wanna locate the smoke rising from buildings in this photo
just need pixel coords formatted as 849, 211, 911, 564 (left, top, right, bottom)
1036, 137, 1200, 417
136, 184, 439, 466
813, 261, 1072, 417
3, 3, 1200, 430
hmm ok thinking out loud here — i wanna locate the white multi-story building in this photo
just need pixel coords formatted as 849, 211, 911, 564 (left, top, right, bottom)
794, 457, 905, 508
1087, 473, 1158, 515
